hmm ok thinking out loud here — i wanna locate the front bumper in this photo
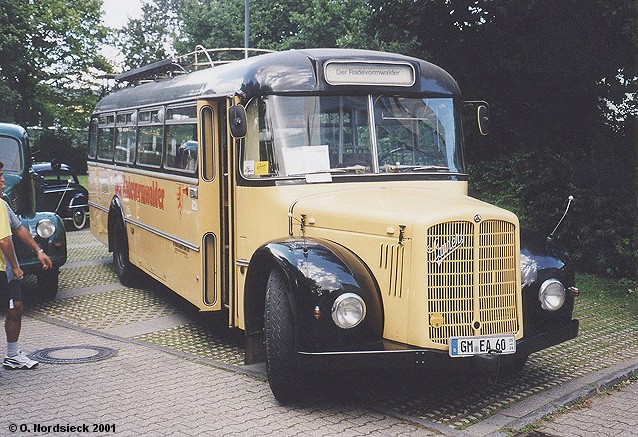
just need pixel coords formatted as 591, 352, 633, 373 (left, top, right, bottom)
298, 319, 579, 371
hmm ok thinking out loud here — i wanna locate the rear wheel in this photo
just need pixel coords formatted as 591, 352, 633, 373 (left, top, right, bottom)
112, 218, 135, 286
37, 267, 59, 299
70, 207, 87, 230
264, 269, 304, 403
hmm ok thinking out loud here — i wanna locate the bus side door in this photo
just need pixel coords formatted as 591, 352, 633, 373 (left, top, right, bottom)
198, 101, 224, 310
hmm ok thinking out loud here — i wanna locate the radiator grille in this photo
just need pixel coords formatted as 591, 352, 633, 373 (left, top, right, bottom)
427, 220, 519, 346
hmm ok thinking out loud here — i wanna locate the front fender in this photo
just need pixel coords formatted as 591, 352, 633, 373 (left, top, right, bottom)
16, 211, 67, 273
244, 238, 383, 354
520, 233, 576, 336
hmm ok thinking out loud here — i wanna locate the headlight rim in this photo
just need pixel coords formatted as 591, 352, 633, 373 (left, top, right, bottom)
331, 292, 366, 329
539, 278, 566, 311
36, 218, 56, 239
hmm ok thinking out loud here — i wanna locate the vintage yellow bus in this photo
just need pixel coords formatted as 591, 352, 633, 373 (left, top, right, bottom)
88, 48, 579, 402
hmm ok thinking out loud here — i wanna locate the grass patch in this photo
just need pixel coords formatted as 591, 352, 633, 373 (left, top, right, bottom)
576, 273, 638, 314
77, 174, 88, 190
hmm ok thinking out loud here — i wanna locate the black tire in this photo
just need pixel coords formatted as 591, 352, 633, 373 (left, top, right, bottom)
264, 269, 304, 403
112, 218, 135, 286
70, 207, 87, 230
37, 267, 59, 299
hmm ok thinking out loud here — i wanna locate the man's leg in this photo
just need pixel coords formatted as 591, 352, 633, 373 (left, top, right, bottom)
3, 280, 38, 369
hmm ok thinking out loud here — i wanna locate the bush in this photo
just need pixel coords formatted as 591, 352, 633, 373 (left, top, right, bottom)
469, 148, 637, 280
28, 128, 88, 174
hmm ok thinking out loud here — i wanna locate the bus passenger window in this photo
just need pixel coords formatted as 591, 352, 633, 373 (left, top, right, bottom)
97, 114, 115, 161
115, 112, 136, 164
165, 105, 198, 173
137, 125, 163, 167
88, 118, 98, 159
165, 124, 197, 173
137, 108, 163, 167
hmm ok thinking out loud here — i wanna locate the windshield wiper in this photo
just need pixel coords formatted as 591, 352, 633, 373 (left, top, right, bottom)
289, 165, 369, 176
382, 164, 449, 173
412, 165, 449, 171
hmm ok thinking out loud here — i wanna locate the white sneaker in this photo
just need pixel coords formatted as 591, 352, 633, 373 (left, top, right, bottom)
3, 351, 39, 369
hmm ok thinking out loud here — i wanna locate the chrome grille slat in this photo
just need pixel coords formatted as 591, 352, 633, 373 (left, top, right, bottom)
427, 219, 519, 346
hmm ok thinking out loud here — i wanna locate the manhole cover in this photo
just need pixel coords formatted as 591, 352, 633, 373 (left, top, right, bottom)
29, 345, 118, 364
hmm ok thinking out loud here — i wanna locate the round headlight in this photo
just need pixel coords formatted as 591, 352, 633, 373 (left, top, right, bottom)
36, 219, 56, 239
539, 279, 566, 311
331, 293, 366, 329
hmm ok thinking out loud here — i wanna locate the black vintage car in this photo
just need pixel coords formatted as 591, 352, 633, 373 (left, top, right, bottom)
33, 162, 89, 230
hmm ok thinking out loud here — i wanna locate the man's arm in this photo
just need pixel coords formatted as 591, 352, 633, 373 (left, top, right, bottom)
13, 225, 52, 270
0, 236, 23, 280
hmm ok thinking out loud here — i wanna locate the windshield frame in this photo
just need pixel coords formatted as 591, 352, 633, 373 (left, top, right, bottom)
239, 93, 466, 183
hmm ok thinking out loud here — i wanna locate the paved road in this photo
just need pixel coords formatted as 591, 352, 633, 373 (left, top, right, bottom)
0, 229, 636, 436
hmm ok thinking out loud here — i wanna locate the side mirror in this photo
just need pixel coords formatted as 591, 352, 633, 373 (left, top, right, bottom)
228, 105, 247, 138
477, 104, 489, 136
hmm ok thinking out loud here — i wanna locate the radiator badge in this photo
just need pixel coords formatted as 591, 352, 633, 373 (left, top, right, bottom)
428, 234, 464, 266
430, 313, 445, 328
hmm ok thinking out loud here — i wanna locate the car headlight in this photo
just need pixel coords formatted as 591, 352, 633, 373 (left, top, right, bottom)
331, 293, 366, 329
539, 279, 566, 311
36, 219, 56, 239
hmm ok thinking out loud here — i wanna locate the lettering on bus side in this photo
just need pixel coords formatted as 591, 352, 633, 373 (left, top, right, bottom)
114, 176, 165, 209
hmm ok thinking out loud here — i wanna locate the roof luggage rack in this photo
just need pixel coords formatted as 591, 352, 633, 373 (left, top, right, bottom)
115, 46, 276, 84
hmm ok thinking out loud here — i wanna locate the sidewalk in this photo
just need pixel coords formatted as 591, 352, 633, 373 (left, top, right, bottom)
2, 312, 637, 436
1, 315, 434, 437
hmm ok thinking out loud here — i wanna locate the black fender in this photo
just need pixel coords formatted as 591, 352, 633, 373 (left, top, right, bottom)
107, 196, 126, 253
520, 232, 576, 336
244, 237, 384, 360
69, 192, 88, 209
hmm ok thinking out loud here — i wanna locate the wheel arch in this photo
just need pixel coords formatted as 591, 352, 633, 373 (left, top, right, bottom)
243, 237, 384, 362
107, 195, 126, 253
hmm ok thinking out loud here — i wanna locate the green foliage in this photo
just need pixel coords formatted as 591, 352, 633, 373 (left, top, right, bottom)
29, 129, 88, 175
0, 0, 109, 129
111, 0, 638, 279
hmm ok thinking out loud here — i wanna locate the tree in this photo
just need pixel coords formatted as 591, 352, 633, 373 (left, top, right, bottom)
116, 0, 183, 69
0, 0, 110, 129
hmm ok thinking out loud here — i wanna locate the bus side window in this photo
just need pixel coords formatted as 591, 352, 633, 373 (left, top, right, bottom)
137, 109, 163, 167
115, 112, 136, 164
97, 114, 115, 162
165, 105, 198, 174
88, 118, 98, 159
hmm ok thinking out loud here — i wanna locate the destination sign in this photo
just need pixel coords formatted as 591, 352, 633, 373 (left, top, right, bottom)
324, 61, 415, 87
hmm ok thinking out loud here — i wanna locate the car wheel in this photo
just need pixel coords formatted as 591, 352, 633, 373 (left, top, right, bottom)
264, 269, 305, 403
37, 267, 59, 299
112, 218, 135, 286
71, 207, 88, 230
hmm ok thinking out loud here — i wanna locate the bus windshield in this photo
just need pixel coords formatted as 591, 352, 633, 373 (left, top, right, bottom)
242, 94, 462, 178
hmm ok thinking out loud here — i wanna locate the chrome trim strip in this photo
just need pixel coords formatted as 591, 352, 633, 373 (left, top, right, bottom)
89, 201, 108, 212
126, 217, 200, 251
87, 201, 199, 251
87, 161, 199, 185
236, 259, 250, 267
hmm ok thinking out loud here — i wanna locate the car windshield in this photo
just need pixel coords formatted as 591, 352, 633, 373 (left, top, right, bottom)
241, 94, 462, 178
0, 136, 23, 173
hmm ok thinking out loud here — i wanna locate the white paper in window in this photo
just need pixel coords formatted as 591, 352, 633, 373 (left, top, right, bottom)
281, 145, 330, 175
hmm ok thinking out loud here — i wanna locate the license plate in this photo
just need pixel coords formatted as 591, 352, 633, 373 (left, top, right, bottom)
449, 334, 516, 357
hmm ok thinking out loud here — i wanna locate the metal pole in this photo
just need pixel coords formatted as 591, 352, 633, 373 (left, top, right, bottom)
244, 0, 250, 58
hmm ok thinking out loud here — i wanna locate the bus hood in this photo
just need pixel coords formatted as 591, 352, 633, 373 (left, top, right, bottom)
289, 186, 518, 238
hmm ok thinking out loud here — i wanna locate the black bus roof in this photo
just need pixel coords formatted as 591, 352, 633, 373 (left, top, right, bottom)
94, 48, 461, 113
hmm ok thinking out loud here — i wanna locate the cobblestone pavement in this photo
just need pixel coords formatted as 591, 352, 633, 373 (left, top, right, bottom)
533, 377, 638, 437
0, 229, 636, 436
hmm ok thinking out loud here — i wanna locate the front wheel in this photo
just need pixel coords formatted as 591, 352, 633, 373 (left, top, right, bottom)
264, 269, 304, 403
37, 267, 59, 299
